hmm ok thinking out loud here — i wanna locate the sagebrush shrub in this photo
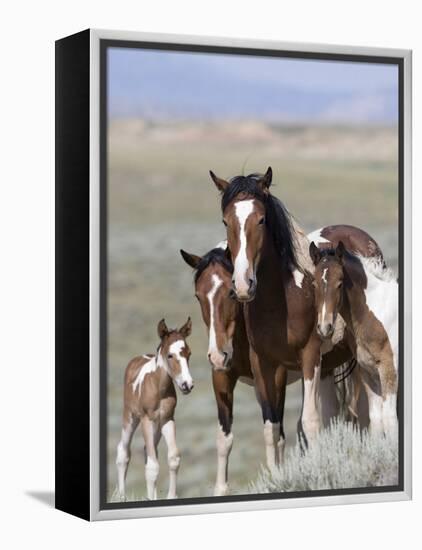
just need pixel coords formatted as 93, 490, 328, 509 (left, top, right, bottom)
250, 420, 398, 493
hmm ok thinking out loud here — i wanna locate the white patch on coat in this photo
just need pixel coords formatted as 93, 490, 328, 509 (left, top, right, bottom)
207, 274, 223, 356
214, 425, 234, 496
169, 340, 193, 387
302, 365, 321, 442
215, 240, 227, 250
322, 267, 328, 286
292, 269, 304, 288
307, 228, 331, 246
233, 199, 255, 287
359, 256, 398, 372
132, 356, 157, 395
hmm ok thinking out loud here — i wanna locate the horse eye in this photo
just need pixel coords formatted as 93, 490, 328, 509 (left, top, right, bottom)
337, 282, 343, 289
258, 217, 265, 225
167, 354, 173, 359
222, 219, 227, 227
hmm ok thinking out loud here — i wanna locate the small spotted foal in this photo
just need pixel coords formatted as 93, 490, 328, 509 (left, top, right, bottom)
116, 318, 194, 500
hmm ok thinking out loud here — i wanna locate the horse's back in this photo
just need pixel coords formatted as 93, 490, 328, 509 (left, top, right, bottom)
309, 225, 384, 261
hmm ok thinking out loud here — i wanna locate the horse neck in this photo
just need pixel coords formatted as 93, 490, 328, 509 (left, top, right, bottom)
339, 267, 368, 333
258, 215, 312, 282
156, 350, 174, 396
257, 228, 287, 283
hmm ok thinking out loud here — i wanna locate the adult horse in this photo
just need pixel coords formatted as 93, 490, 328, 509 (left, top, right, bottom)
181, 224, 385, 491
181, 245, 300, 494
210, 167, 321, 469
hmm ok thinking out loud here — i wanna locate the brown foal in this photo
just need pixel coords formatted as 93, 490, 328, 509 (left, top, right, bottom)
116, 318, 193, 500
310, 242, 398, 436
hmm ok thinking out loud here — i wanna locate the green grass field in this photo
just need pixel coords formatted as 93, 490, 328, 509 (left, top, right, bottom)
106, 120, 399, 501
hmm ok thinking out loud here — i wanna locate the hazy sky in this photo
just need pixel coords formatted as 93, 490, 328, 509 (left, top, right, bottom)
108, 47, 399, 124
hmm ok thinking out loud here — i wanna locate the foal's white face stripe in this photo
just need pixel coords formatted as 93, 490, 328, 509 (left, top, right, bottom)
207, 274, 223, 355
233, 199, 255, 287
169, 340, 193, 387
322, 268, 328, 287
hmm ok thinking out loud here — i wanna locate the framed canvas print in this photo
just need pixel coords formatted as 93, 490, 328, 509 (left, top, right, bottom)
55, 29, 412, 521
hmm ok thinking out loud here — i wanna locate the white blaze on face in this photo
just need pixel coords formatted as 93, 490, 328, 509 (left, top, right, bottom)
207, 274, 223, 358
233, 199, 255, 294
168, 340, 193, 388
317, 265, 334, 335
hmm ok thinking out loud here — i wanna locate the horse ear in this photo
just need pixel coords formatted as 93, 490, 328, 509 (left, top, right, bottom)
179, 317, 192, 338
180, 249, 202, 269
210, 170, 229, 192
259, 166, 272, 190
336, 241, 346, 262
309, 241, 321, 265
157, 318, 169, 339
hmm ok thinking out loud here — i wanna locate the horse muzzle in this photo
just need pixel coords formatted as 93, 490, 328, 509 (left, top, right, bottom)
317, 322, 334, 340
208, 349, 232, 371
231, 276, 256, 302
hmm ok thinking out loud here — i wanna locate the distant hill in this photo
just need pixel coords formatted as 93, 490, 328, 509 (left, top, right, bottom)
108, 49, 398, 125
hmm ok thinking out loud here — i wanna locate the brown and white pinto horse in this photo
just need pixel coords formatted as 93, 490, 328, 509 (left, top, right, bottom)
181, 245, 301, 494
181, 224, 385, 491
116, 318, 193, 500
310, 242, 398, 435
210, 167, 321, 469
307, 224, 385, 427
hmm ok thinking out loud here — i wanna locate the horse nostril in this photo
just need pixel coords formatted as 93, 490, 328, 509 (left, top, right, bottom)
327, 323, 333, 333
248, 278, 256, 294
229, 288, 236, 299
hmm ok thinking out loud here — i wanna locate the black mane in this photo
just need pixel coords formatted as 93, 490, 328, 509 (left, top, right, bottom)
317, 246, 362, 270
221, 173, 299, 271
194, 247, 233, 283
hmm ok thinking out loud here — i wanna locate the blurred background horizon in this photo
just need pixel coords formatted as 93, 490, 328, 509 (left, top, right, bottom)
106, 46, 399, 502
108, 48, 398, 125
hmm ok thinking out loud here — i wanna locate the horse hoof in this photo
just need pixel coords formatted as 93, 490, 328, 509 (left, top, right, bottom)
214, 484, 229, 496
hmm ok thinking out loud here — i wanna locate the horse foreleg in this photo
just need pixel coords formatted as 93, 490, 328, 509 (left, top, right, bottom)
275, 365, 287, 463
212, 369, 236, 496
319, 373, 339, 427
161, 419, 180, 499
115, 411, 139, 500
250, 349, 284, 474
141, 416, 160, 500
300, 334, 322, 446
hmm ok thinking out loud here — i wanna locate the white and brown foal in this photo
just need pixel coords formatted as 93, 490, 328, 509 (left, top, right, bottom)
310, 242, 398, 436
116, 318, 193, 500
